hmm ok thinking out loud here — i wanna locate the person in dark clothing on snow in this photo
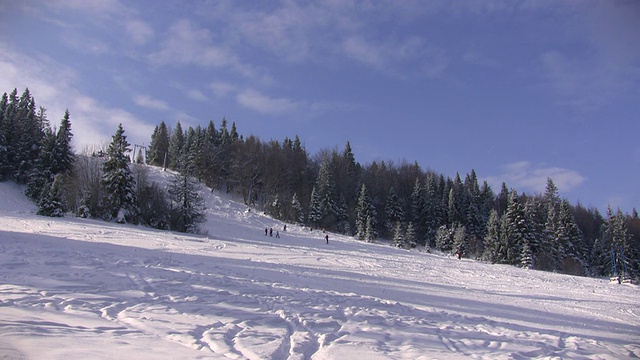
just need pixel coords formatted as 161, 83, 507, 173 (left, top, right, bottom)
325, 234, 329, 244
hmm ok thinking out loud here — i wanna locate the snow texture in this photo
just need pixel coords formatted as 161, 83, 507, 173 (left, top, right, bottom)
0, 167, 639, 359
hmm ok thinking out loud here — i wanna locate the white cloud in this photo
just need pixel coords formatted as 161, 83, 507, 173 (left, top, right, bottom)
134, 94, 169, 111
186, 89, 208, 102
149, 20, 255, 77
126, 19, 154, 45
486, 161, 585, 195
0, 44, 153, 151
209, 82, 238, 98
236, 89, 299, 115
342, 36, 385, 69
342, 35, 449, 78
463, 51, 501, 69
46, 0, 128, 16
537, 2, 640, 112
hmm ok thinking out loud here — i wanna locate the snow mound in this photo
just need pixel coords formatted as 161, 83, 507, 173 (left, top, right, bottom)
0, 167, 639, 360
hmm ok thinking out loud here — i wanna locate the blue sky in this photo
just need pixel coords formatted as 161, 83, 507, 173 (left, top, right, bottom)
1, 1, 638, 213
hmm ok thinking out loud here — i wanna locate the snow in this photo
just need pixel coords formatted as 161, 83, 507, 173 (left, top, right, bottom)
1, 167, 639, 360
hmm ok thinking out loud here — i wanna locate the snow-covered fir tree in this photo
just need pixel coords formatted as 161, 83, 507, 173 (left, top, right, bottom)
482, 209, 501, 263
102, 124, 138, 223
410, 179, 426, 240
422, 175, 444, 247
25, 126, 55, 201
314, 158, 338, 229
37, 174, 65, 217
168, 171, 206, 233
435, 225, 454, 252
15, 88, 41, 184
147, 121, 170, 168
392, 221, 405, 248
557, 199, 586, 274
307, 186, 322, 227
355, 184, 376, 241
385, 186, 405, 236
336, 193, 351, 235
269, 194, 282, 220
364, 215, 376, 242
53, 109, 74, 175
453, 225, 467, 257
168, 121, 184, 170
290, 193, 304, 224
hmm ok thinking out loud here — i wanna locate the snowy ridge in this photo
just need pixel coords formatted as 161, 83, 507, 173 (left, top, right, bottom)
0, 166, 639, 360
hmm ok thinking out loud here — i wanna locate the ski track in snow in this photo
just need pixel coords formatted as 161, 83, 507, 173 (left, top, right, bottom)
1, 168, 639, 359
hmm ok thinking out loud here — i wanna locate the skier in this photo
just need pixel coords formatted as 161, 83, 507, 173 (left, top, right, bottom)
276, 231, 280, 238
283, 224, 287, 232
325, 234, 329, 244
269, 228, 273, 237
265, 228, 268, 236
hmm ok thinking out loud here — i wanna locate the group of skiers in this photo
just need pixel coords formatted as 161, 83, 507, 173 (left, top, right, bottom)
264, 227, 280, 238
263, 224, 329, 244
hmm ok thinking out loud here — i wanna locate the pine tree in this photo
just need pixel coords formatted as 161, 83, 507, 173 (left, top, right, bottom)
392, 221, 405, 248
336, 193, 351, 235
0, 92, 9, 180
520, 238, 533, 269
453, 224, 467, 257
15, 88, 40, 183
168, 121, 184, 170
147, 121, 170, 168
385, 186, 405, 235
291, 192, 304, 224
501, 190, 526, 265
37, 174, 65, 217
364, 215, 376, 242
313, 158, 338, 229
405, 222, 417, 248
523, 197, 545, 269
308, 186, 322, 227
355, 184, 376, 240
482, 209, 501, 263
168, 171, 206, 233
422, 175, 443, 246
557, 199, 585, 274
53, 109, 74, 175
410, 179, 425, 239
0, 89, 18, 179
496, 182, 509, 216
435, 225, 454, 252
269, 194, 282, 219
25, 127, 55, 201
102, 124, 138, 223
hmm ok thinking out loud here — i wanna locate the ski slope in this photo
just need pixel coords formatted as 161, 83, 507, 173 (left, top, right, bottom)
0, 167, 638, 359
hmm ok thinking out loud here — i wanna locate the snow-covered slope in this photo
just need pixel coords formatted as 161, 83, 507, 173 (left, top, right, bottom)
0, 167, 639, 360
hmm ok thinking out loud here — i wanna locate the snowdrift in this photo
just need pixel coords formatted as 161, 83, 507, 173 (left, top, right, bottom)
0, 166, 639, 359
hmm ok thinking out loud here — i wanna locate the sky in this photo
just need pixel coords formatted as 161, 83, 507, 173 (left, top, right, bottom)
0, 0, 638, 213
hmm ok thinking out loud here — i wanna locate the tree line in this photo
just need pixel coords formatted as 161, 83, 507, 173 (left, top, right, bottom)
1, 87, 638, 281
0, 88, 206, 233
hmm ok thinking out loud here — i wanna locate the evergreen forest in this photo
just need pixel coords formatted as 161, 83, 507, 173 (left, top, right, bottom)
2, 87, 638, 282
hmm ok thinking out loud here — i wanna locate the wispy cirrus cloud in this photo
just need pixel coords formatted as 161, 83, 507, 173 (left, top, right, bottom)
133, 94, 169, 111
537, 2, 640, 112
486, 161, 585, 195
148, 19, 256, 77
126, 19, 154, 45
0, 43, 153, 151
342, 35, 449, 78
236, 89, 300, 115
